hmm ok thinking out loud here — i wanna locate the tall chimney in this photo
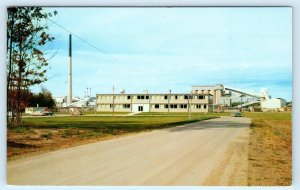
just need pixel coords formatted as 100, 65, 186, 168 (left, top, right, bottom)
67, 34, 72, 106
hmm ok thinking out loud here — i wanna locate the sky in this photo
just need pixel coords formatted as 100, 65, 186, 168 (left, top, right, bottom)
32, 7, 292, 101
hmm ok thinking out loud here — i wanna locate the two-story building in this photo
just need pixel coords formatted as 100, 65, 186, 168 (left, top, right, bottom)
96, 92, 213, 113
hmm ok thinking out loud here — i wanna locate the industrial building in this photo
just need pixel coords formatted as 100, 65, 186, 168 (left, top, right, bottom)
96, 84, 229, 113
259, 88, 287, 111
96, 93, 213, 112
96, 84, 287, 113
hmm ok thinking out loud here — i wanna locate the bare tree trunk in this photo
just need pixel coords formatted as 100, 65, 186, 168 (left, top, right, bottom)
16, 26, 23, 124
7, 10, 15, 124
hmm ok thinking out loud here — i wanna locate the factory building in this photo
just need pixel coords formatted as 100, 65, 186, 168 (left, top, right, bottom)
96, 84, 288, 112
96, 93, 213, 113
259, 88, 287, 111
191, 84, 224, 105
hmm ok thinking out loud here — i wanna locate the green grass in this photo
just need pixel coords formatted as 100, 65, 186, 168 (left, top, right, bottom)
82, 111, 130, 115
243, 112, 292, 121
11, 115, 218, 134
52, 111, 130, 115
137, 112, 230, 117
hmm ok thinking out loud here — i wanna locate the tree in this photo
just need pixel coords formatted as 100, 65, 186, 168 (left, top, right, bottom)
7, 7, 57, 124
29, 87, 55, 109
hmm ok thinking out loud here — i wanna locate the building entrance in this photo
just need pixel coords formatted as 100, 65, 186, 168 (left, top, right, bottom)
138, 106, 143, 111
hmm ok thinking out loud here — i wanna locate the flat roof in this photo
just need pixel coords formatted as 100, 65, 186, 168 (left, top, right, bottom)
96, 93, 213, 96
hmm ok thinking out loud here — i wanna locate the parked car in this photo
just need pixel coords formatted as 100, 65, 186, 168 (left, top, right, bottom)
31, 111, 46, 116
44, 111, 53, 116
231, 111, 242, 117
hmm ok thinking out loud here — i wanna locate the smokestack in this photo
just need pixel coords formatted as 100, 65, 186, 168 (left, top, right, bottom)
67, 34, 72, 106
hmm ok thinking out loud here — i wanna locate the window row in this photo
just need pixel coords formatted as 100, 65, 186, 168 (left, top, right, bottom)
98, 104, 208, 109
153, 104, 207, 109
98, 95, 207, 100
98, 104, 131, 109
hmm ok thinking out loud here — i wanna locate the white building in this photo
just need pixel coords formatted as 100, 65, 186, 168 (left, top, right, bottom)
96, 92, 213, 113
260, 89, 287, 111
96, 84, 287, 112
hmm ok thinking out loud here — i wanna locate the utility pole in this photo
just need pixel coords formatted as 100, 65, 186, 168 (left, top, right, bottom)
189, 91, 192, 119
112, 85, 115, 115
240, 93, 244, 112
149, 93, 151, 113
168, 89, 171, 113
67, 34, 72, 106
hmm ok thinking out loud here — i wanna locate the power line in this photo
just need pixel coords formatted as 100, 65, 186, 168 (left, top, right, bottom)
47, 17, 125, 64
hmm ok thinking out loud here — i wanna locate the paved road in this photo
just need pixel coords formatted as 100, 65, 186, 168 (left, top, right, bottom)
7, 116, 251, 186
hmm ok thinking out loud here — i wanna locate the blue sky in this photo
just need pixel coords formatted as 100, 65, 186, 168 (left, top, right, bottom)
34, 7, 292, 101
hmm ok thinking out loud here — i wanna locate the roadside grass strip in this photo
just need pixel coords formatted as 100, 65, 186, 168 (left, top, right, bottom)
245, 112, 292, 186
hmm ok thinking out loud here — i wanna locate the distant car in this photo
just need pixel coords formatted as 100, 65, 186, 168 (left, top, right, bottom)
231, 111, 242, 117
31, 112, 46, 116
44, 111, 53, 116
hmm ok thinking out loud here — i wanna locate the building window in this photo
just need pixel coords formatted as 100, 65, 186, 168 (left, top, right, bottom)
110, 104, 113, 108
180, 104, 187, 108
127, 95, 131, 99
196, 104, 201, 109
170, 104, 178, 109
155, 104, 159, 109
204, 105, 207, 109
198, 95, 204, 99
164, 95, 168, 100
175, 95, 178, 99
164, 104, 168, 108
137, 95, 145, 99
184, 95, 192, 99
146, 95, 149, 99
123, 104, 130, 109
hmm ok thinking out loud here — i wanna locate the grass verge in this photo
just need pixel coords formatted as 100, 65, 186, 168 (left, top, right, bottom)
245, 112, 292, 186
52, 111, 130, 115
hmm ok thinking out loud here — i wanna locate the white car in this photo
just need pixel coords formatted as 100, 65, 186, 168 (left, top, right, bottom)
31, 112, 46, 116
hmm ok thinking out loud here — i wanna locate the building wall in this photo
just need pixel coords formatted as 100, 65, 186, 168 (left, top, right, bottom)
191, 84, 224, 105
96, 94, 212, 112
261, 98, 287, 109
